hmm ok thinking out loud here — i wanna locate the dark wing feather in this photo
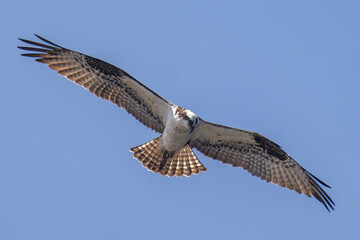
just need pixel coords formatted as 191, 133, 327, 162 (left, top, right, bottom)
190, 120, 334, 211
18, 34, 171, 133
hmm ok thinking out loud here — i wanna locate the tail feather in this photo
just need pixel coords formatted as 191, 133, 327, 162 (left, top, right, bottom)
181, 149, 191, 176
175, 155, 184, 177
159, 155, 172, 176
130, 137, 207, 177
166, 158, 177, 177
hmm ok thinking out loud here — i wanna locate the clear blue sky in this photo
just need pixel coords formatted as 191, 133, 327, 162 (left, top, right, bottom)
1, 1, 359, 239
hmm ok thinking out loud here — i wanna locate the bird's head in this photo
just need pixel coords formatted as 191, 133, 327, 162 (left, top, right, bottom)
182, 109, 199, 133
174, 106, 199, 133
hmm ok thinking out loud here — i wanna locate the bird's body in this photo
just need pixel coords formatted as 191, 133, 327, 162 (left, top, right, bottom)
131, 105, 205, 177
18, 34, 334, 211
161, 106, 196, 152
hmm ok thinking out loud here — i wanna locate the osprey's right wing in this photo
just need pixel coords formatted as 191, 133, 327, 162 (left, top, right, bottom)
190, 120, 334, 211
19, 34, 171, 133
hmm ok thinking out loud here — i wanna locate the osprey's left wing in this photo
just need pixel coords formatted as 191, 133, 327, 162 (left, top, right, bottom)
18, 35, 171, 133
190, 120, 334, 211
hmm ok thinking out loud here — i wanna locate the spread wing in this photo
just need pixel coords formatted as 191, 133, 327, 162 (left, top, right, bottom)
190, 120, 334, 211
18, 34, 171, 133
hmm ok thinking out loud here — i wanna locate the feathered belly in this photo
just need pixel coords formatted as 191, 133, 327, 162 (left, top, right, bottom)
161, 122, 191, 152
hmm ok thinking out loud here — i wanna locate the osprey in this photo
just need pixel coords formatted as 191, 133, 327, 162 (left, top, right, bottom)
18, 35, 334, 211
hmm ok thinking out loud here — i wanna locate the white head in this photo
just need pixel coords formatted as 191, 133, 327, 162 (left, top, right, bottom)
174, 106, 199, 133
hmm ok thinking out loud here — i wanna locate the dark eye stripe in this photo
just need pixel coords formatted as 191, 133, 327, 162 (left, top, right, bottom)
195, 117, 199, 125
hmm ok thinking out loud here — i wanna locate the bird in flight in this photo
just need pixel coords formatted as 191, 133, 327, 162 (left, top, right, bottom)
18, 34, 334, 211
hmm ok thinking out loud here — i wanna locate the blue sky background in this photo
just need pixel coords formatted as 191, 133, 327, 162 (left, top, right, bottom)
1, 0, 359, 239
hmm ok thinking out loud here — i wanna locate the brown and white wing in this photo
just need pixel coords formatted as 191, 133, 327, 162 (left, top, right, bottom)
190, 120, 334, 211
18, 34, 171, 133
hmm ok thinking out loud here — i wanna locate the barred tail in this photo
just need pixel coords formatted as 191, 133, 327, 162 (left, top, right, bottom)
130, 137, 207, 177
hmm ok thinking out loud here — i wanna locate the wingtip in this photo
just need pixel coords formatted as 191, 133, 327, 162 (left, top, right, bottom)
33, 34, 63, 48
34, 33, 44, 41
306, 170, 332, 189
20, 53, 35, 57
18, 38, 27, 43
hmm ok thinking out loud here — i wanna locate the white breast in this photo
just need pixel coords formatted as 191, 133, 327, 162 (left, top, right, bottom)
161, 106, 192, 151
